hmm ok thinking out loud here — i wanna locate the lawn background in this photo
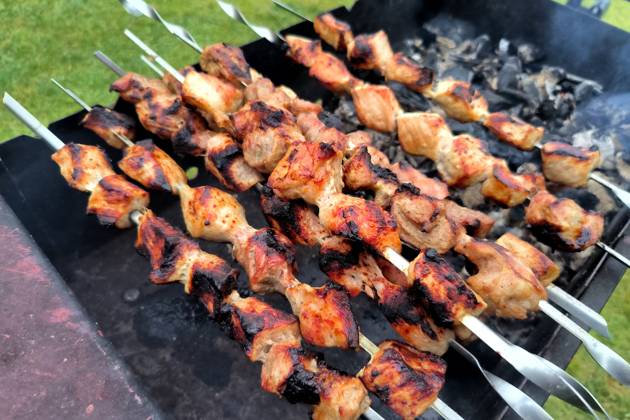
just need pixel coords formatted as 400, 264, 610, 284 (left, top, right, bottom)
0, 1, 628, 418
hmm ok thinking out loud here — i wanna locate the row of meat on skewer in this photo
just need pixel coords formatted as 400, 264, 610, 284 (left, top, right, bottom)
4, 5, 630, 419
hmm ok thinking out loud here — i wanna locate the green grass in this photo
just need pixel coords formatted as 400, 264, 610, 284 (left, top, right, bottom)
1, 0, 629, 417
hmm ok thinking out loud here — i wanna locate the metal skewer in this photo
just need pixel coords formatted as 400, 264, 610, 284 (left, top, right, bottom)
140, 55, 164, 77
119, 37, 605, 414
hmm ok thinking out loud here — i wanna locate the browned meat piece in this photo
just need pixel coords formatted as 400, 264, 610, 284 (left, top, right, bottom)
200, 43, 252, 86
525, 190, 604, 252
319, 236, 378, 298
285, 35, 322, 67
233, 227, 299, 294
371, 276, 454, 355
285, 282, 359, 349
443, 200, 494, 238
181, 71, 244, 129
171, 111, 212, 156
455, 235, 547, 319
179, 185, 251, 244
110, 72, 170, 104
296, 112, 348, 150
351, 84, 401, 132
480, 162, 544, 207
408, 249, 486, 327
347, 31, 394, 73
483, 112, 544, 150
204, 132, 264, 192
313, 13, 354, 51
497, 232, 561, 286
86, 174, 149, 229
244, 77, 291, 110
269, 141, 344, 205
80, 106, 136, 149
390, 184, 494, 252
51, 143, 115, 192
162, 66, 196, 96
232, 101, 305, 173
313, 367, 370, 420
134, 210, 238, 314
310, 49, 362, 94
259, 185, 328, 246
396, 112, 452, 161
319, 193, 402, 255
222, 291, 302, 362
360, 340, 446, 420
427, 80, 489, 122
118, 139, 187, 194
390, 162, 449, 199
436, 134, 495, 187
390, 185, 460, 253
385, 53, 434, 93
344, 130, 373, 151
541, 142, 601, 187
135, 91, 189, 140
261, 344, 370, 419
343, 146, 399, 207
288, 97, 323, 116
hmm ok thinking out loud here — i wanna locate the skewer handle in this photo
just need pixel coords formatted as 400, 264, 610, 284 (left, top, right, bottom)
590, 172, 630, 208
546, 284, 611, 339
539, 300, 630, 386
597, 241, 630, 268
2, 93, 65, 151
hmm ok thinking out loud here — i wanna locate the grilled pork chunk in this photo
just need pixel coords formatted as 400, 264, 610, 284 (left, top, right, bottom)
118, 139, 187, 194
497, 232, 561, 286
233, 227, 298, 295
232, 100, 305, 173
350, 84, 401, 132
541, 142, 600, 187
427, 79, 489, 122
135, 210, 237, 304
296, 112, 349, 151
347, 31, 394, 73
360, 341, 447, 420
52, 143, 115, 192
244, 77, 322, 116
269, 141, 344, 205
80, 106, 136, 149
110, 72, 170, 104
135, 91, 189, 140
525, 190, 604, 251
200, 43, 252, 86
86, 174, 149, 229
390, 162, 449, 199
285, 35, 361, 94
443, 200, 494, 238
343, 146, 399, 207
313, 13, 354, 51
396, 112, 451, 161
408, 249, 486, 327
162, 66, 196, 96
319, 193, 402, 254
385, 52, 434, 93
480, 161, 544, 207
204, 132, 264, 192
285, 282, 359, 350
455, 235, 547, 319
483, 112, 544, 150
261, 344, 370, 420
436, 134, 495, 187
222, 291, 302, 362
181, 71, 244, 129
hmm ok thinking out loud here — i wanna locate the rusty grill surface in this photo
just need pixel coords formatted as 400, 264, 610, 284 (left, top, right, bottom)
0, 0, 629, 419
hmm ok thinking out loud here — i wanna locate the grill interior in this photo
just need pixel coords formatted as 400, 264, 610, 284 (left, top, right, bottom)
0, 0, 628, 418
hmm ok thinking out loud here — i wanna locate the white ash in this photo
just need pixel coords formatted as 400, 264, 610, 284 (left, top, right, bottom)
572, 129, 617, 170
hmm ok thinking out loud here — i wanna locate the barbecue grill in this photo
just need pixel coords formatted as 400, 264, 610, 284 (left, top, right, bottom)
1, 0, 629, 419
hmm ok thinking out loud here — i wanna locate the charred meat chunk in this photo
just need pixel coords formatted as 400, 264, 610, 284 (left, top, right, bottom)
396, 112, 451, 161
110, 72, 170, 104
200, 43, 252, 86
525, 190, 604, 252
427, 79, 489, 123
435, 134, 495, 187
483, 112, 544, 150
86, 174, 149, 229
80, 106, 136, 149
541, 142, 600, 187
480, 161, 544, 207
350, 84, 401, 132
347, 31, 394, 73
360, 340, 446, 420
51, 143, 115, 192
204, 132, 264, 192
497, 232, 560, 286
343, 146, 399, 207
313, 13, 354, 51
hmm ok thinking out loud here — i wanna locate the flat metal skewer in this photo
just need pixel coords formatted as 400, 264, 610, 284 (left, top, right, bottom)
123, 36, 606, 414
271, 0, 312, 22
140, 55, 165, 77
94, 50, 127, 77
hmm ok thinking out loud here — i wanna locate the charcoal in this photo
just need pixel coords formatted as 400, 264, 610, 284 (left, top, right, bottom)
496, 38, 516, 61
497, 56, 522, 91
574, 80, 602, 103
442, 65, 474, 83
517, 43, 544, 64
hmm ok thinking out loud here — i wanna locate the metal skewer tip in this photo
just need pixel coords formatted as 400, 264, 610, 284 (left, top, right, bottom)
546, 284, 611, 339
123, 29, 184, 83
140, 55, 165, 77
271, 0, 312, 22
216, 1, 285, 45
50, 79, 92, 112
598, 241, 630, 267
94, 50, 127, 77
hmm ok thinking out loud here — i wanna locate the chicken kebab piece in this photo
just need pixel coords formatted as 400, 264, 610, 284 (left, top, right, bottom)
5, 92, 459, 420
